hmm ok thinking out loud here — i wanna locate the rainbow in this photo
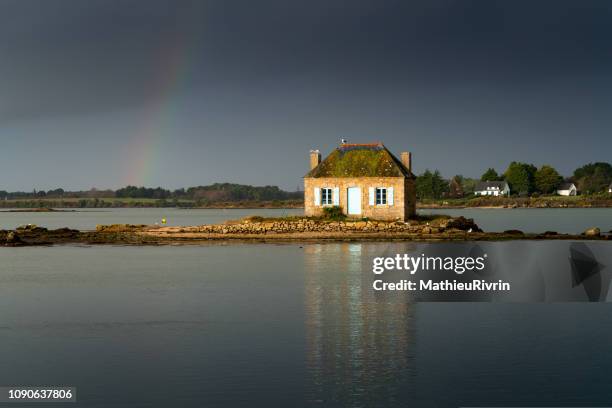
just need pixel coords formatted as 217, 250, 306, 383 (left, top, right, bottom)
122, 32, 193, 187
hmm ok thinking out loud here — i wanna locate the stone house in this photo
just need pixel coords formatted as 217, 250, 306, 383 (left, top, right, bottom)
303, 142, 416, 221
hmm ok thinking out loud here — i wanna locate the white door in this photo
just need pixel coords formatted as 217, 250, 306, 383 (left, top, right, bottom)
347, 187, 361, 215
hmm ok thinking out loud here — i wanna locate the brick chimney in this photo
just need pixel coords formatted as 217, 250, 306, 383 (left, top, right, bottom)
401, 151, 412, 172
309, 150, 321, 170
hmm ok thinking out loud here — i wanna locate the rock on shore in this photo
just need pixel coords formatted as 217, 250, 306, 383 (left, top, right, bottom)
0, 224, 80, 246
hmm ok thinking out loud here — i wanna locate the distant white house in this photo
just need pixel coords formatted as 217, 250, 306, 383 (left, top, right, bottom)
474, 181, 510, 197
556, 182, 577, 196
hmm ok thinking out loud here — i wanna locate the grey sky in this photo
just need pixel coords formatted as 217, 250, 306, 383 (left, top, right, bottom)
1, 0, 611, 191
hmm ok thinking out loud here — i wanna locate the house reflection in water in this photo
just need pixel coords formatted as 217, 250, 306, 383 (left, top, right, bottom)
303, 243, 416, 406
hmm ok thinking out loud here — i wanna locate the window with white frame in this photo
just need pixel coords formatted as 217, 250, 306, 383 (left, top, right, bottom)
321, 188, 333, 205
375, 188, 387, 205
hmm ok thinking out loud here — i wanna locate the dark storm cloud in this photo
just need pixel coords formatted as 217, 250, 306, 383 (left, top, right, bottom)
0, 0, 611, 189
0, 0, 202, 122
4, 0, 612, 122
198, 0, 612, 81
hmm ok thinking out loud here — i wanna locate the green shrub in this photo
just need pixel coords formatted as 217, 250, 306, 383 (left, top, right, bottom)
322, 206, 346, 220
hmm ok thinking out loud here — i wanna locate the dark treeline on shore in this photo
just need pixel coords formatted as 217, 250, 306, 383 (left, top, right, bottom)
416, 162, 612, 199
1, 163, 611, 209
0, 183, 303, 208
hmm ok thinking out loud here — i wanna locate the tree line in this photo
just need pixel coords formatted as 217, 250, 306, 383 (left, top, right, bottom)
416, 162, 612, 199
0, 183, 303, 204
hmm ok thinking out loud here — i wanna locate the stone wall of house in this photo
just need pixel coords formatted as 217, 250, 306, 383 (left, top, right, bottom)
304, 177, 416, 221
404, 177, 416, 220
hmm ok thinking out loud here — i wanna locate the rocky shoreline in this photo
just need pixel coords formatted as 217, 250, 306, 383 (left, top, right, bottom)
0, 217, 610, 246
417, 196, 612, 209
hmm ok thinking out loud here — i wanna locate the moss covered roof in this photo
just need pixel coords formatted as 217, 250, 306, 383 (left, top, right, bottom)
305, 143, 413, 178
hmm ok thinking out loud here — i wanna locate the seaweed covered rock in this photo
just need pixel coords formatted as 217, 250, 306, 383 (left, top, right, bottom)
2, 226, 81, 245
4, 231, 22, 245
444, 216, 482, 232
16, 224, 47, 233
96, 224, 151, 233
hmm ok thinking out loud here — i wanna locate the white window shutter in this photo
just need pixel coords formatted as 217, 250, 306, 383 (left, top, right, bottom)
369, 187, 375, 206
314, 187, 320, 206
388, 187, 394, 205
333, 187, 340, 205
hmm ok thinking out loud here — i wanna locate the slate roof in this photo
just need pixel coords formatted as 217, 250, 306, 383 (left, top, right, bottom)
474, 181, 509, 191
305, 143, 413, 178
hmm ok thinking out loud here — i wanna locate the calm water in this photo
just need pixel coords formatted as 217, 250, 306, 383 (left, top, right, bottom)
0, 208, 303, 231
0, 207, 610, 233
1, 242, 612, 407
420, 207, 612, 234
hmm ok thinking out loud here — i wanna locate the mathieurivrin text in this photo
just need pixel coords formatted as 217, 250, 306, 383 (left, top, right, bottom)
371, 253, 511, 292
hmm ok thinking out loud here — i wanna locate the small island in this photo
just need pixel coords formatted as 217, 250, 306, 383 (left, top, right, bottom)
1, 213, 608, 247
